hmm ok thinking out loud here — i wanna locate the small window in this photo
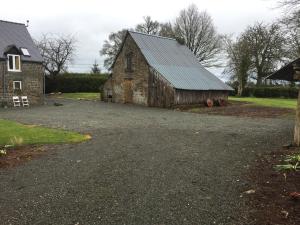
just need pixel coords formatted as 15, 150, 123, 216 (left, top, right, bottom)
8, 55, 13, 70
7, 54, 21, 72
125, 53, 133, 72
13, 81, 22, 90
20, 48, 30, 56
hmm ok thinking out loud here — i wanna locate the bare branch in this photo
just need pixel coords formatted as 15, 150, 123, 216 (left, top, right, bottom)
243, 22, 286, 85
35, 34, 76, 78
224, 35, 252, 95
100, 29, 128, 70
159, 22, 176, 38
280, 10, 300, 59
278, 0, 300, 7
135, 16, 160, 35
174, 4, 223, 67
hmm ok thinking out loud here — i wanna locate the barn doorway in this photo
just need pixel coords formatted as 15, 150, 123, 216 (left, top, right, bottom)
123, 80, 133, 103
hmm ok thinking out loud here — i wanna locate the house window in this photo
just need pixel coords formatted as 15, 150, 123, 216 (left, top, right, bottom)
125, 53, 133, 72
7, 54, 21, 72
13, 81, 22, 90
20, 48, 30, 56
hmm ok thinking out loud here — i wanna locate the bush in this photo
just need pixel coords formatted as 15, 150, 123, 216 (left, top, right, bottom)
230, 86, 298, 98
45, 73, 108, 93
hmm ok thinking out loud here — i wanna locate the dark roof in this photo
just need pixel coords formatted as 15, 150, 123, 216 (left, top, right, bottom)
114, 31, 233, 91
0, 20, 43, 63
267, 58, 300, 81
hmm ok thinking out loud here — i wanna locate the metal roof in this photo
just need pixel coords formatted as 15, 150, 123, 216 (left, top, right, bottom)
129, 31, 233, 91
0, 20, 43, 63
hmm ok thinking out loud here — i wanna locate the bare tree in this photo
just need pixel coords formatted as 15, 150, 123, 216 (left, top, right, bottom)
100, 29, 127, 70
280, 10, 300, 59
275, 0, 300, 59
135, 16, 160, 35
36, 34, 76, 78
243, 23, 286, 86
101, 6, 222, 70
159, 22, 176, 38
224, 36, 251, 96
174, 4, 223, 67
278, 0, 300, 8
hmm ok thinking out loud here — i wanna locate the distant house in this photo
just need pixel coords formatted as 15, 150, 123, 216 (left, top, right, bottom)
0, 20, 44, 106
103, 31, 233, 107
267, 58, 300, 82
267, 58, 300, 146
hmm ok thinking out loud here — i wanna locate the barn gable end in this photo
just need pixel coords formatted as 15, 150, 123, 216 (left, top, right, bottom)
103, 31, 233, 108
104, 33, 150, 105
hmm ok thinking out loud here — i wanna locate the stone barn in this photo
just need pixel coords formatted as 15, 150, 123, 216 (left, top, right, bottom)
103, 31, 233, 107
0, 20, 44, 106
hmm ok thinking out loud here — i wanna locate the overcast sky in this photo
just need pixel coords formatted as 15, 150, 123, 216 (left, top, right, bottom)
0, 0, 283, 76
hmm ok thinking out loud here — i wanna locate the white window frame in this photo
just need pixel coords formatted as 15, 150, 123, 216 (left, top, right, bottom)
13, 81, 22, 90
7, 54, 21, 72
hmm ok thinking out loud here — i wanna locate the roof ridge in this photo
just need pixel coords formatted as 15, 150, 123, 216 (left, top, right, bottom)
129, 30, 176, 41
0, 20, 25, 26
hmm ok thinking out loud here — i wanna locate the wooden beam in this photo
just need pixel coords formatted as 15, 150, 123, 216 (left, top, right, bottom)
293, 63, 300, 80
293, 63, 300, 146
295, 90, 300, 146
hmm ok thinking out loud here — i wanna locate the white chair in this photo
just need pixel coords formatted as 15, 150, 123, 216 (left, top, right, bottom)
13, 96, 21, 107
21, 96, 29, 107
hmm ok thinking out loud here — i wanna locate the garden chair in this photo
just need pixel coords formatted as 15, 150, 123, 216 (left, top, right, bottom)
21, 96, 29, 107
12, 96, 21, 107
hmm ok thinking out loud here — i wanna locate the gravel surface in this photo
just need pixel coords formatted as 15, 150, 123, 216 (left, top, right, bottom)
0, 99, 294, 225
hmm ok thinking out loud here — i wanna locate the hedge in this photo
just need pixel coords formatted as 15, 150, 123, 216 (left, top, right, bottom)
46, 75, 299, 98
45, 73, 108, 93
230, 86, 299, 98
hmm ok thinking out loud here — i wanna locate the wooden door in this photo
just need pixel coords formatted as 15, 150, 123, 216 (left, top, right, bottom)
123, 80, 133, 103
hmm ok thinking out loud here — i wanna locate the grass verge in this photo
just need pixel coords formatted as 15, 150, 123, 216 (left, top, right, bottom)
0, 119, 90, 146
229, 97, 297, 109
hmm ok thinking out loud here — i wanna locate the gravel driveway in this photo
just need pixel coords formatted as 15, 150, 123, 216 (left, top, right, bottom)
0, 99, 294, 225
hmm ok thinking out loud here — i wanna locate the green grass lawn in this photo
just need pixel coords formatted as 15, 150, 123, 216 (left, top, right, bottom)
55, 92, 100, 100
0, 119, 90, 146
229, 97, 297, 109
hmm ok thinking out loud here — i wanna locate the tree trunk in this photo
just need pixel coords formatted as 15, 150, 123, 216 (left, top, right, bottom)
237, 85, 243, 96
294, 90, 300, 146
50, 70, 60, 80
256, 76, 262, 86
294, 66, 300, 146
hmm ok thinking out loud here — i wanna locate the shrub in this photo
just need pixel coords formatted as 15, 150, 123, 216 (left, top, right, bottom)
45, 73, 108, 93
275, 154, 300, 171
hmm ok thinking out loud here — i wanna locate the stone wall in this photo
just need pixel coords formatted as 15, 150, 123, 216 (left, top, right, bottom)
0, 61, 44, 106
108, 34, 149, 105
102, 76, 113, 102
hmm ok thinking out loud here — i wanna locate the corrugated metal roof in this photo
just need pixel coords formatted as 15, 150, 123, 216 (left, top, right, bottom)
129, 31, 233, 91
0, 20, 43, 63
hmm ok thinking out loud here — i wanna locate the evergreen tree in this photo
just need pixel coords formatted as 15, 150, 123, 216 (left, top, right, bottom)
91, 60, 101, 74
